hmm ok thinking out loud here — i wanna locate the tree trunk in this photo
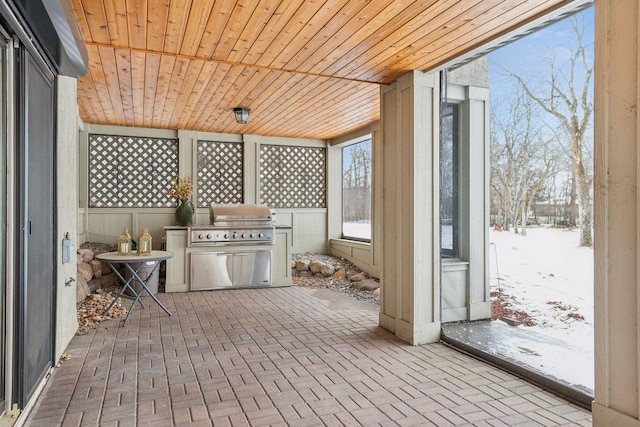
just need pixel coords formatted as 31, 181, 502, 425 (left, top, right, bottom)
572, 135, 593, 247
576, 171, 593, 247
567, 175, 577, 226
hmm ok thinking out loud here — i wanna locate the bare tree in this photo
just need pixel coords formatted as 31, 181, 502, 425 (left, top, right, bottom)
343, 142, 371, 223
491, 89, 559, 235
507, 17, 593, 247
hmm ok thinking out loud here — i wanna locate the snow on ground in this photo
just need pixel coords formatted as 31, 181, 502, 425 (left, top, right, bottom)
489, 225, 594, 390
342, 222, 371, 240
345, 222, 594, 390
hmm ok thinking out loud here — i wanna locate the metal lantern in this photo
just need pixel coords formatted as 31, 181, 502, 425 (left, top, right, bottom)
117, 227, 132, 255
137, 227, 153, 256
233, 107, 250, 124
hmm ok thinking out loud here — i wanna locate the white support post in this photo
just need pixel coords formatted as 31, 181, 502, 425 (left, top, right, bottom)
379, 70, 441, 345
592, 1, 640, 425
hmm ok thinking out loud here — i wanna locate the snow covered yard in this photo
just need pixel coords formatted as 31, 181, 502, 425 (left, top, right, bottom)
490, 226, 593, 327
489, 225, 594, 390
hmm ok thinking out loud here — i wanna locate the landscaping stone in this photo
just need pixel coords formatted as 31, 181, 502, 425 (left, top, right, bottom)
354, 278, 380, 291
332, 269, 346, 280
77, 248, 94, 263
349, 272, 366, 282
320, 264, 335, 276
77, 243, 118, 285
296, 259, 310, 271
101, 262, 112, 275
310, 260, 324, 274
77, 262, 93, 281
292, 253, 380, 305
76, 274, 89, 303
90, 260, 103, 279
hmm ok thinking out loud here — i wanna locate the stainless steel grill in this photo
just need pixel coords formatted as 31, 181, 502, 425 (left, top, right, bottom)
188, 203, 275, 290
187, 203, 275, 246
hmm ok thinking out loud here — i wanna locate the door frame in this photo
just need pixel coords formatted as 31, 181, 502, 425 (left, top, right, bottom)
12, 42, 57, 409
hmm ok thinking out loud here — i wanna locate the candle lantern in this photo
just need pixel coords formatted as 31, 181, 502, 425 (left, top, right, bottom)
117, 227, 132, 255
137, 227, 152, 256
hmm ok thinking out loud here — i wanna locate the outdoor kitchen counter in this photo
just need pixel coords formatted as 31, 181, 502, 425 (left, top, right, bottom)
163, 226, 292, 292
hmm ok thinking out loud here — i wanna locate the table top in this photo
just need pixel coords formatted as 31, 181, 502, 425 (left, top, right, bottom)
96, 250, 174, 263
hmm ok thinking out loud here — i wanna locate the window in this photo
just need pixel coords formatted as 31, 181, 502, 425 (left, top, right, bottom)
440, 103, 459, 257
88, 134, 178, 208
342, 138, 372, 241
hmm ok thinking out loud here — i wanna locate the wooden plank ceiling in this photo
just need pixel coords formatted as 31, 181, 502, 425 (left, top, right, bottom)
71, 0, 573, 140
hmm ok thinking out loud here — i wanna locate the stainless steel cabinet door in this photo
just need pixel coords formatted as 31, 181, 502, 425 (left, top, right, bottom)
190, 250, 271, 289
191, 252, 233, 290
233, 250, 271, 286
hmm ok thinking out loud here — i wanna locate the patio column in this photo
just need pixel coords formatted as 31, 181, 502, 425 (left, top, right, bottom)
379, 70, 441, 345
593, 0, 640, 425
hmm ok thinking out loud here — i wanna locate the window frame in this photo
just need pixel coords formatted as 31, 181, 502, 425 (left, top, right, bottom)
341, 136, 372, 243
440, 102, 460, 258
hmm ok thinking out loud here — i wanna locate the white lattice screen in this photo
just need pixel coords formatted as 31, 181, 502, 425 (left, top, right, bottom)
259, 145, 326, 208
88, 134, 179, 207
196, 140, 244, 207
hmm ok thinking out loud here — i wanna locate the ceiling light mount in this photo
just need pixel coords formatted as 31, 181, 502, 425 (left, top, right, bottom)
233, 107, 250, 124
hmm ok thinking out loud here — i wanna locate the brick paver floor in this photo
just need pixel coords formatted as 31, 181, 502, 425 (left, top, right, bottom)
24, 285, 592, 426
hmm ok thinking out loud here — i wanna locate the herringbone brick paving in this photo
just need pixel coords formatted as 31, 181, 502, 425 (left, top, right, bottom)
24, 286, 592, 426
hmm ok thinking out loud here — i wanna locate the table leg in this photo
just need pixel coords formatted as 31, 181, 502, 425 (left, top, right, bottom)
102, 262, 147, 322
122, 261, 172, 325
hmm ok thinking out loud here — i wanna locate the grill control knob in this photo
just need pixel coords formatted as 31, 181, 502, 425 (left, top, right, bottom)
206, 234, 212, 239
223, 233, 229, 239
258, 233, 264, 238
242, 233, 247, 238
250, 233, 255, 238
232, 233, 238, 239
198, 234, 204, 240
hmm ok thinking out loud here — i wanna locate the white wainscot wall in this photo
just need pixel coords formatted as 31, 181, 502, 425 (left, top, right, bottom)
80, 208, 176, 249
329, 239, 380, 278
274, 209, 327, 255
441, 259, 470, 323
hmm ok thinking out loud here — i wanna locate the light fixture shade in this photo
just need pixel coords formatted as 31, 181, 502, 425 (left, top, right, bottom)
233, 107, 250, 124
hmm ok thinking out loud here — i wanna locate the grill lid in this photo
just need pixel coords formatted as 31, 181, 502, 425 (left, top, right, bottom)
210, 203, 273, 225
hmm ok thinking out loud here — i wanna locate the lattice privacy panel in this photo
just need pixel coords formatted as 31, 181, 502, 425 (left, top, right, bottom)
196, 140, 243, 207
260, 145, 326, 208
89, 134, 178, 207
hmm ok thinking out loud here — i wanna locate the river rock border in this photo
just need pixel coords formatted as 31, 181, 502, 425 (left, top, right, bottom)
291, 253, 380, 303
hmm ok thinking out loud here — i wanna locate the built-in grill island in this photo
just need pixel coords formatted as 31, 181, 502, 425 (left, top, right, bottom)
163, 203, 292, 292
189, 204, 275, 290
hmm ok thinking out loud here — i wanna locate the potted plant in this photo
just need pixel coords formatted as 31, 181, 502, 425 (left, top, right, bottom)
162, 175, 194, 226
